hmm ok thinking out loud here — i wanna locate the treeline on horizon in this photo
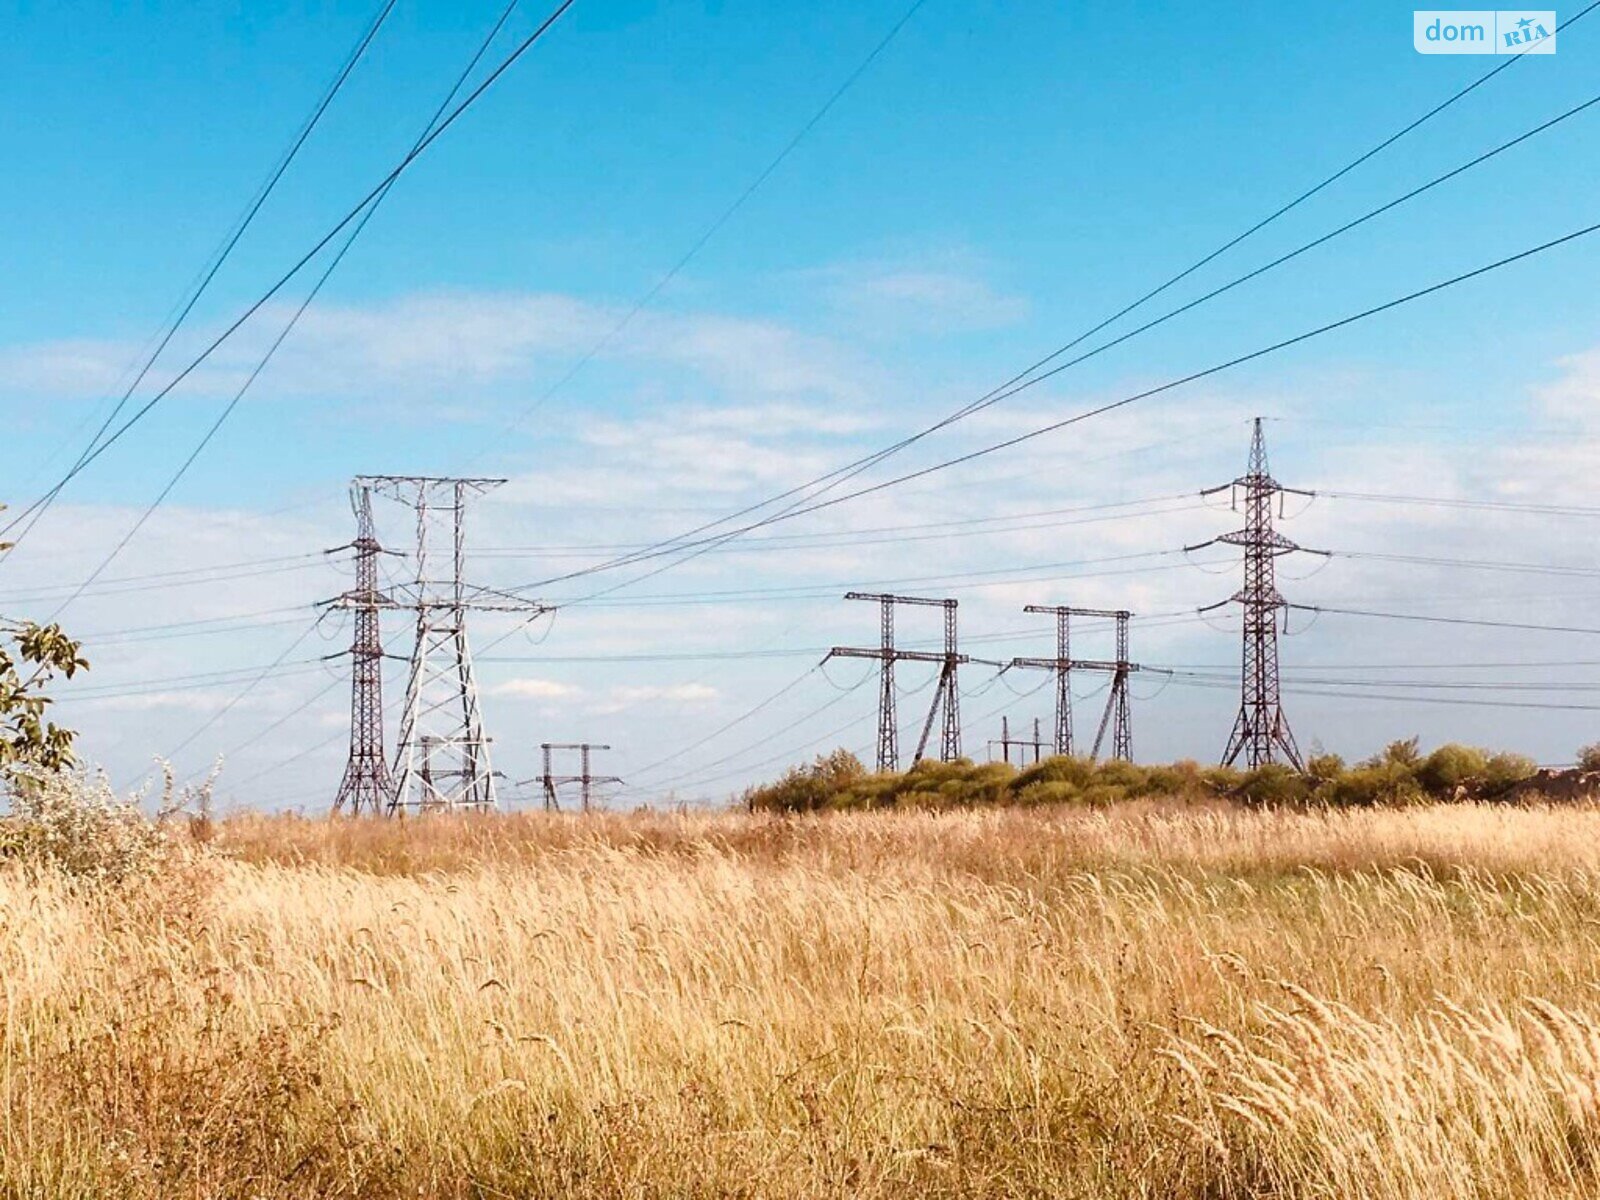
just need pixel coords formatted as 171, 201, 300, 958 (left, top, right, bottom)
740, 738, 1597, 814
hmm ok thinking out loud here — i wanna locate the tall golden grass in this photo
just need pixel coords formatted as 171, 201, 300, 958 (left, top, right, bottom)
7, 801, 1600, 1197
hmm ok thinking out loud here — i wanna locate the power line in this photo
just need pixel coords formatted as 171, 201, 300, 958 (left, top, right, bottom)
1322, 489, 1600, 517
471, 493, 1202, 558
1335, 548, 1600, 578
86, 612, 313, 648
0, 555, 328, 604
650, 679, 887, 794
60, 657, 329, 701
508, 25, 1600, 598
48, 0, 532, 620
1166, 674, 1600, 713
519, 215, 1600, 604
625, 665, 821, 779
0, 0, 580, 542
162, 614, 333, 765
1, 0, 399, 560
553, 549, 1218, 608
469, 0, 929, 462
1288, 603, 1600, 636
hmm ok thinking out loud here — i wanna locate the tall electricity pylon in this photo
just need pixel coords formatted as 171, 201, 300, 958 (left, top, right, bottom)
530, 742, 621, 812
331, 481, 396, 815
362, 476, 547, 814
827, 593, 966, 771
1189, 419, 1327, 770
1010, 605, 1140, 761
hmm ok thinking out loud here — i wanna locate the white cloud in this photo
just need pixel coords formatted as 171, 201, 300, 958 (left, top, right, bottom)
591, 683, 719, 715
491, 677, 580, 700
0, 289, 884, 433
805, 253, 1030, 335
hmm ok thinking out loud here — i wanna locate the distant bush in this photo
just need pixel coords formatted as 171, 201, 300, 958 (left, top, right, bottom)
1145, 760, 1204, 796
1579, 743, 1600, 773
1306, 753, 1345, 783
1481, 752, 1538, 796
1236, 764, 1313, 808
1373, 737, 1423, 769
739, 736, 1556, 814
1325, 761, 1424, 808
743, 749, 866, 813
1417, 744, 1489, 795
1014, 755, 1095, 791
1014, 780, 1084, 807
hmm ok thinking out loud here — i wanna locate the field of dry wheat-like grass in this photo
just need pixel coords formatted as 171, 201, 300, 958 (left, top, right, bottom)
8, 801, 1600, 1198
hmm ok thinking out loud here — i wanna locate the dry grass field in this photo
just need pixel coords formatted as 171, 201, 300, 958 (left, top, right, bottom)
8, 799, 1600, 1198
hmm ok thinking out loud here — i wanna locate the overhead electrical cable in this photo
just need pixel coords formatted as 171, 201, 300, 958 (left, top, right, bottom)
1167, 675, 1600, 713
1322, 489, 1600, 517
471, 0, 930, 461
49, 0, 531, 619
519, 216, 1600, 608
162, 613, 335, 763
0, 0, 580, 544
511, 21, 1600, 598
1, 0, 399, 559
1287, 603, 1600, 636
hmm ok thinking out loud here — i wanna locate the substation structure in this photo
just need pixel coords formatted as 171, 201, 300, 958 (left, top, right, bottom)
328, 418, 1320, 804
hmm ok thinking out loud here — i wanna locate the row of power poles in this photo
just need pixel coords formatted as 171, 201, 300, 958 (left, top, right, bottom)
826, 595, 1143, 773
824, 419, 1314, 774
329, 421, 1315, 811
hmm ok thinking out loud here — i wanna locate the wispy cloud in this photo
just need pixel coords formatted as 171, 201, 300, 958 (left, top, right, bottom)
491, 677, 580, 700
804, 251, 1030, 336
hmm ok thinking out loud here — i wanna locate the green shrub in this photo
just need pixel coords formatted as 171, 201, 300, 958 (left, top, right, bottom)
1369, 737, 1422, 769
1306, 752, 1345, 783
1579, 743, 1600, 773
1480, 752, 1538, 796
1417, 744, 1489, 794
1014, 780, 1085, 807
739, 738, 1545, 813
1012, 755, 1095, 792
892, 789, 944, 809
1079, 783, 1128, 809
1094, 759, 1151, 792
1201, 765, 1244, 794
1144, 759, 1203, 796
743, 749, 867, 813
1325, 761, 1423, 808
1236, 763, 1313, 808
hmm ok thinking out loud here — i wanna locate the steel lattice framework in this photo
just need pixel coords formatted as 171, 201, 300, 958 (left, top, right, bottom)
1009, 605, 1139, 761
828, 592, 966, 772
527, 742, 622, 812
331, 481, 395, 815
1190, 419, 1326, 770
356, 476, 548, 815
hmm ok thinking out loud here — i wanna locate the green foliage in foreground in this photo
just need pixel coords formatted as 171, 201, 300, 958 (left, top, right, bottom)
743, 737, 1546, 813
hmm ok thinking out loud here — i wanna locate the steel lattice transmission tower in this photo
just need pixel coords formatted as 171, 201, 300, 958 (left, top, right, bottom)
530, 742, 622, 812
827, 593, 967, 772
362, 476, 548, 815
1009, 605, 1141, 761
1189, 419, 1326, 770
331, 481, 396, 815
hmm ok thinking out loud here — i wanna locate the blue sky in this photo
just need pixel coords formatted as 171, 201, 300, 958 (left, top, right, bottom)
3, 1, 1600, 809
